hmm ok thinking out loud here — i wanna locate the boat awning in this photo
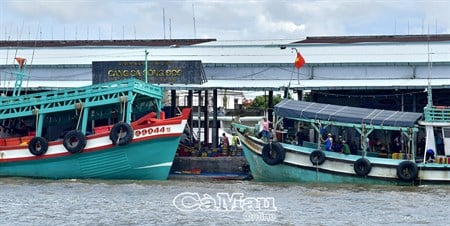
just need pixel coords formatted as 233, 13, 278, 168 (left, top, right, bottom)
275, 99, 423, 128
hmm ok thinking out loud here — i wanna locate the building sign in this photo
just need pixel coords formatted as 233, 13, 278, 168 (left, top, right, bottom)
92, 60, 207, 84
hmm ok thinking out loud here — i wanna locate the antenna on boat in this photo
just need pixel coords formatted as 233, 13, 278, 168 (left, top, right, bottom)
145, 50, 149, 83
426, 32, 433, 108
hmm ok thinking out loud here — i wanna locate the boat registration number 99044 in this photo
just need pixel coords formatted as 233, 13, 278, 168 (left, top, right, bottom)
134, 127, 171, 137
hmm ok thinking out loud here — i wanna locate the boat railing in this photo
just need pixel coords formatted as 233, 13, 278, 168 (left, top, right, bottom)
232, 123, 256, 137
424, 106, 450, 122
0, 78, 163, 108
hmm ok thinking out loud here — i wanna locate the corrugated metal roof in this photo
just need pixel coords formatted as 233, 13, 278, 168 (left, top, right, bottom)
1, 35, 449, 65
275, 99, 423, 128
295, 34, 450, 44
0, 39, 216, 47
1, 35, 449, 92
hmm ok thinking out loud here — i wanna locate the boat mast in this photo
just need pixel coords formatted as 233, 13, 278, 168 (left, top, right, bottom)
145, 50, 149, 83
143, 50, 162, 118
12, 57, 27, 97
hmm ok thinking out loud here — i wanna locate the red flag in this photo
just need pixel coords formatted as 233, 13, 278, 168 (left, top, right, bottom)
15, 57, 26, 69
294, 52, 305, 69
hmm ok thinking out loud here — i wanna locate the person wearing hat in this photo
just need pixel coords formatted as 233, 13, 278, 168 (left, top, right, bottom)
325, 133, 333, 151
425, 148, 435, 163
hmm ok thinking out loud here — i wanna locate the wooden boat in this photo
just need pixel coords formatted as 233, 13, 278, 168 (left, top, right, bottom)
233, 98, 450, 185
0, 57, 190, 180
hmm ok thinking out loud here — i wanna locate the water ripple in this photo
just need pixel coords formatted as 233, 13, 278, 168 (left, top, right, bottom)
0, 178, 448, 225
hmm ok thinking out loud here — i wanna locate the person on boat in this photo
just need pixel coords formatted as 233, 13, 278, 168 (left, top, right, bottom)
342, 140, 351, 154
393, 135, 402, 152
296, 128, 307, 146
221, 133, 230, 155
437, 133, 444, 155
425, 149, 436, 163
379, 143, 387, 154
221, 133, 229, 145
417, 137, 426, 157
272, 127, 277, 138
350, 140, 358, 155
324, 133, 333, 151
261, 117, 271, 142
373, 139, 382, 152
230, 132, 240, 155
333, 135, 343, 152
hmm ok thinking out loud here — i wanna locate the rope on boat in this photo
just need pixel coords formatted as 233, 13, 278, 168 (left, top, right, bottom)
315, 160, 319, 182
76, 102, 84, 131
34, 108, 38, 133
115, 97, 128, 145
122, 98, 127, 122
417, 165, 423, 186
119, 95, 128, 123
116, 127, 122, 145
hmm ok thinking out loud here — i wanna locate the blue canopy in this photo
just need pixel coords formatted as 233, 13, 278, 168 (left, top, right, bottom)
275, 99, 423, 128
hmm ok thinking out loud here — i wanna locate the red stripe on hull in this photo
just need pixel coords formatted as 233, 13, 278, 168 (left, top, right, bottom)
0, 132, 181, 163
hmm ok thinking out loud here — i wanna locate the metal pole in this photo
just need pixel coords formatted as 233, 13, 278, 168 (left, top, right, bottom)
145, 50, 149, 83
292, 48, 300, 84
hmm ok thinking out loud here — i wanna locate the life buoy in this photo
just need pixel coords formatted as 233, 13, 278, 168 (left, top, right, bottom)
28, 136, 48, 156
354, 158, 372, 176
310, 150, 326, 165
109, 122, 133, 146
396, 161, 418, 182
63, 130, 87, 154
262, 142, 285, 165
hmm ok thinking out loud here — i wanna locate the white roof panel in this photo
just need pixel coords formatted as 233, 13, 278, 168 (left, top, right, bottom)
1, 40, 449, 65
2, 78, 449, 92
160, 78, 450, 90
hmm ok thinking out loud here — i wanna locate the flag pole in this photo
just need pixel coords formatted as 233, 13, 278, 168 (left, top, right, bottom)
292, 48, 300, 84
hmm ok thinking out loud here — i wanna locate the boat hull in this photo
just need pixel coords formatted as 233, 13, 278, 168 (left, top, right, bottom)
1, 137, 179, 180
239, 134, 450, 185
0, 117, 188, 180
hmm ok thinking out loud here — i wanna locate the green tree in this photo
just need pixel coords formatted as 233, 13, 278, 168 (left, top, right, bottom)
251, 94, 283, 109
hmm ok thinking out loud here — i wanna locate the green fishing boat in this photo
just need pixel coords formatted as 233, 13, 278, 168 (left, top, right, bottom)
233, 98, 450, 185
0, 57, 190, 180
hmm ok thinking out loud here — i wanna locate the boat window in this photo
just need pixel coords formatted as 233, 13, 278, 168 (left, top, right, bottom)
443, 127, 450, 138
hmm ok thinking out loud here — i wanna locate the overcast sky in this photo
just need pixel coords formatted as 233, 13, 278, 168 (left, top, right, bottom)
1, 0, 450, 41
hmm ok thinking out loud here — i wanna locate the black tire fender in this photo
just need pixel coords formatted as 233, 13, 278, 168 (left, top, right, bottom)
28, 136, 48, 156
397, 161, 418, 182
63, 130, 87, 154
109, 122, 134, 146
262, 142, 285, 165
354, 158, 372, 176
310, 150, 326, 165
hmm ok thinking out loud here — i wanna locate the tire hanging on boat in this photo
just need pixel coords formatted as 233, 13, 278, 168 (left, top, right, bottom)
63, 130, 87, 154
396, 161, 418, 182
109, 122, 134, 146
28, 136, 48, 156
262, 142, 285, 165
309, 150, 326, 165
353, 158, 372, 176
